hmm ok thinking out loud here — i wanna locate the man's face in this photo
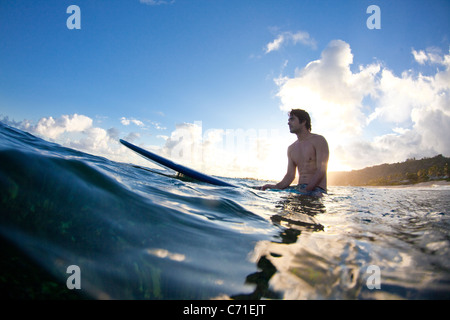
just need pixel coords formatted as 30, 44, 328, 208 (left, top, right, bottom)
288, 114, 303, 133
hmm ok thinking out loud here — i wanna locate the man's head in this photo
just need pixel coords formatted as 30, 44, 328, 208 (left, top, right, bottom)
289, 109, 311, 132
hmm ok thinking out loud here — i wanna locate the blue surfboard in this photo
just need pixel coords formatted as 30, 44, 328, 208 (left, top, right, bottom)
120, 139, 237, 188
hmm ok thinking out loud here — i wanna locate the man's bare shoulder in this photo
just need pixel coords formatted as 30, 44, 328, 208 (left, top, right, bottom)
287, 140, 300, 151
310, 133, 328, 144
310, 133, 325, 139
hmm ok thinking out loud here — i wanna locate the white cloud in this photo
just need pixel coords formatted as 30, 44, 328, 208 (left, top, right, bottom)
157, 121, 287, 179
367, 48, 450, 163
150, 121, 166, 130
275, 40, 450, 171
412, 47, 446, 65
412, 107, 450, 156
156, 134, 169, 141
26, 114, 93, 140
266, 35, 285, 53
275, 40, 379, 145
123, 132, 141, 143
368, 69, 436, 124
2, 114, 286, 180
412, 49, 428, 65
120, 117, 145, 127
265, 30, 317, 53
2, 114, 137, 164
120, 117, 165, 131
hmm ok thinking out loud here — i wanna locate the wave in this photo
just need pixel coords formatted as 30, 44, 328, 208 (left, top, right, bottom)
2, 122, 449, 300
0, 122, 280, 299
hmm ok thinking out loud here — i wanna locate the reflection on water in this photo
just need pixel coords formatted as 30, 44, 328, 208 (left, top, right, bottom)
237, 186, 450, 300
232, 193, 327, 300
232, 194, 327, 300
271, 195, 326, 234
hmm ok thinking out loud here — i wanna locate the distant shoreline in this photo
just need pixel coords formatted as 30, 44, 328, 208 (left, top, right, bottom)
328, 155, 450, 187
364, 180, 450, 189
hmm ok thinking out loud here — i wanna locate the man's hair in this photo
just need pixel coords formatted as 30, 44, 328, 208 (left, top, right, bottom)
290, 109, 311, 131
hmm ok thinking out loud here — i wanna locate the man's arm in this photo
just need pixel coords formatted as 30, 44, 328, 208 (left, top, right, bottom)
304, 136, 329, 192
261, 146, 296, 190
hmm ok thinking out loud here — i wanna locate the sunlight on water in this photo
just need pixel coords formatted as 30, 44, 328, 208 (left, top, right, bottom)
1, 122, 449, 299
242, 186, 450, 299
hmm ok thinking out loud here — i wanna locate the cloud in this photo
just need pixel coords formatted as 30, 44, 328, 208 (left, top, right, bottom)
266, 35, 285, 53
1, 114, 140, 165
276, 40, 379, 137
120, 117, 145, 127
157, 121, 287, 179
2, 114, 286, 179
123, 132, 141, 143
412, 47, 446, 65
120, 117, 165, 131
25, 114, 93, 140
150, 121, 166, 130
368, 48, 450, 161
412, 49, 428, 65
265, 30, 317, 53
275, 40, 450, 170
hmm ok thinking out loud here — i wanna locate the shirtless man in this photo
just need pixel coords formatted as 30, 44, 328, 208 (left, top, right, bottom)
261, 109, 329, 195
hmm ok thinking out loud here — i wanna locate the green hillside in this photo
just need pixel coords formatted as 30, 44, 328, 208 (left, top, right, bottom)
329, 155, 450, 186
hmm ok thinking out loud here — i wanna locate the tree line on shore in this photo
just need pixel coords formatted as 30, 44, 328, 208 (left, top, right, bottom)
328, 154, 450, 186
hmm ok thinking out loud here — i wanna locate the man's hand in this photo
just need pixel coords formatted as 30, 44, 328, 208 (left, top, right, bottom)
260, 184, 276, 191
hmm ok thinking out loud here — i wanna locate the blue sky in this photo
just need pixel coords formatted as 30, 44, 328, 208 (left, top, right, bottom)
1, 0, 449, 180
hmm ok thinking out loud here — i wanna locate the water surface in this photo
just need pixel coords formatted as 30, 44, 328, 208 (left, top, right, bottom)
1, 122, 449, 299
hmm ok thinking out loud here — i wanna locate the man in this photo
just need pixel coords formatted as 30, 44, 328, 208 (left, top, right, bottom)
261, 109, 329, 196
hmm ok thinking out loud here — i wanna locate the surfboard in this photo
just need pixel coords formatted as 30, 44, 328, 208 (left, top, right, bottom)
119, 139, 237, 188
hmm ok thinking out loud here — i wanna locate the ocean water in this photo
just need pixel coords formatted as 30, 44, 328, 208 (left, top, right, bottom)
1, 121, 449, 300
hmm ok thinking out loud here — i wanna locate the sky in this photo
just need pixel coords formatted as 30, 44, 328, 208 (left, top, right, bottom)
1, 0, 449, 181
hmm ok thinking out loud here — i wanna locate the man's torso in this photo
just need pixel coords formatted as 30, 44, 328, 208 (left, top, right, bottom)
289, 134, 327, 189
